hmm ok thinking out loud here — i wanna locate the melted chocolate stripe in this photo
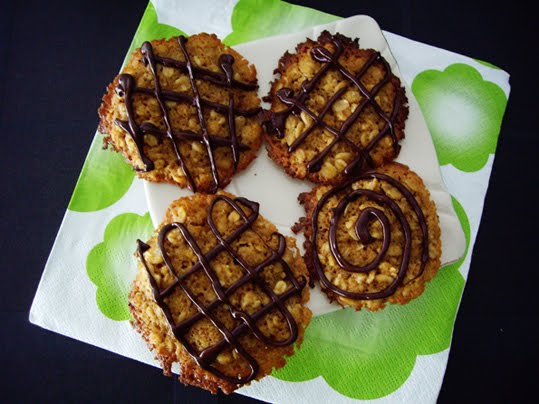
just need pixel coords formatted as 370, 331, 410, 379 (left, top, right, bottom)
138, 196, 306, 385
174, 236, 294, 333
329, 199, 392, 272
311, 171, 429, 300
154, 54, 258, 91
270, 39, 345, 140
124, 86, 260, 117
365, 91, 402, 154
140, 41, 197, 190
115, 75, 154, 171
275, 86, 372, 173
322, 52, 400, 148
219, 54, 242, 170
227, 97, 240, 170
287, 86, 347, 152
372, 173, 429, 279
115, 36, 260, 192
208, 204, 302, 347
130, 122, 250, 151
268, 36, 403, 175
177, 36, 220, 191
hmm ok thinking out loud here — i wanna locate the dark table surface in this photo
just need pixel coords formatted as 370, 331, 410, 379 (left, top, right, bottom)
2, 0, 537, 402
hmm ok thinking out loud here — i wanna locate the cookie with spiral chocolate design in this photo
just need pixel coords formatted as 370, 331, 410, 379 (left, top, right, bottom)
264, 31, 408, 184
296, 163, 441, 311
129, 192, 311, 394
98, 34, 263, 193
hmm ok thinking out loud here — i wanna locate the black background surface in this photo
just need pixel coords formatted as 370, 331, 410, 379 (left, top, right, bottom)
1, 0, 537, 402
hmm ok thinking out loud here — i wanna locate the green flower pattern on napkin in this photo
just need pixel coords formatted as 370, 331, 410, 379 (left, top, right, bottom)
125, 1, 186, 61
274, 197, 470, 399
412, 63, 507, 172
224, 0, 339, 46
69, 2, 186, 214
474, 59, 502, 70
87, 212, 153, 321
68, 134, 135, 212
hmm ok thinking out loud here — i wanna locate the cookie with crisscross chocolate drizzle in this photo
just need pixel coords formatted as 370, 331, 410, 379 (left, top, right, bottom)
264, 31, 409, 184
129, 192, 311, 394
98, 34, 263, 193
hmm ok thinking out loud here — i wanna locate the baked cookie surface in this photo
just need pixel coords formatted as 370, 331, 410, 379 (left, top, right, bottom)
264, 31, 408, 184
297, 163, 441, 311
99, 33, 263, 193
129, 192, 311, 394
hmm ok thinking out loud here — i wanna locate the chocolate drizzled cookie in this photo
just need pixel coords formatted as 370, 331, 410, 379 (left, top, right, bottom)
264, 31, 408, 184
129, 192, 311, 394
99, 34, 263, 193
296, 163, 441, 311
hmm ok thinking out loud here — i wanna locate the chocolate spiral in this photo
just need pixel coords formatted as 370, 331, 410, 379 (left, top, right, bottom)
266, 33, 404, 175
311, 172, 429, 299
138, 195, 306, 384
115, 36, 260, 192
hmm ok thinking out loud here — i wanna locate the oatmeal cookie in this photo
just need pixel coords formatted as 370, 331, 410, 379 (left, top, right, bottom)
264, 31, 408, 184
99, 34, 263, 193
296, 163, 441, 311
129, 192, 311, 394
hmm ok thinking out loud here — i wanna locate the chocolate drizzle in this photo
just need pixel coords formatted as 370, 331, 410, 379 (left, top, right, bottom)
137, 195, 306, 385
115, 36, 260, 192
311, 172, 429, 300
267, 35, 403, 175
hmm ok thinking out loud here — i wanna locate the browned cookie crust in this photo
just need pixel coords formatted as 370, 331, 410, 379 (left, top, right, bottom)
99, 34, 263, 193
129, 192, 311, 394
264, 31, 408, 184
296, 163, 441, 311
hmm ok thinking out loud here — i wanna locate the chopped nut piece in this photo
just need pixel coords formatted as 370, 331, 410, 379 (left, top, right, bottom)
273, 280, 287, 294
216, 353, 233, 365
176, 206, 187, 223
332, 99, 350, 113
228, 210, 241, 223
320, 162, 338, 179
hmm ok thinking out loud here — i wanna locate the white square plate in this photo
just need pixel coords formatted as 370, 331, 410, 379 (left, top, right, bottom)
144, 15, 466, 316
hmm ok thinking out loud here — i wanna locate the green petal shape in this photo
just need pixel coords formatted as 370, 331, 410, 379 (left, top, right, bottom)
474, 58, 502, 70
274, 197, 470, 399
69, 2, 186, 213
87, 212, 153, 321
224, 0, 339, 46
68, 134, 135, 212
412, 63, 507, 172
124, 1, 186, 62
